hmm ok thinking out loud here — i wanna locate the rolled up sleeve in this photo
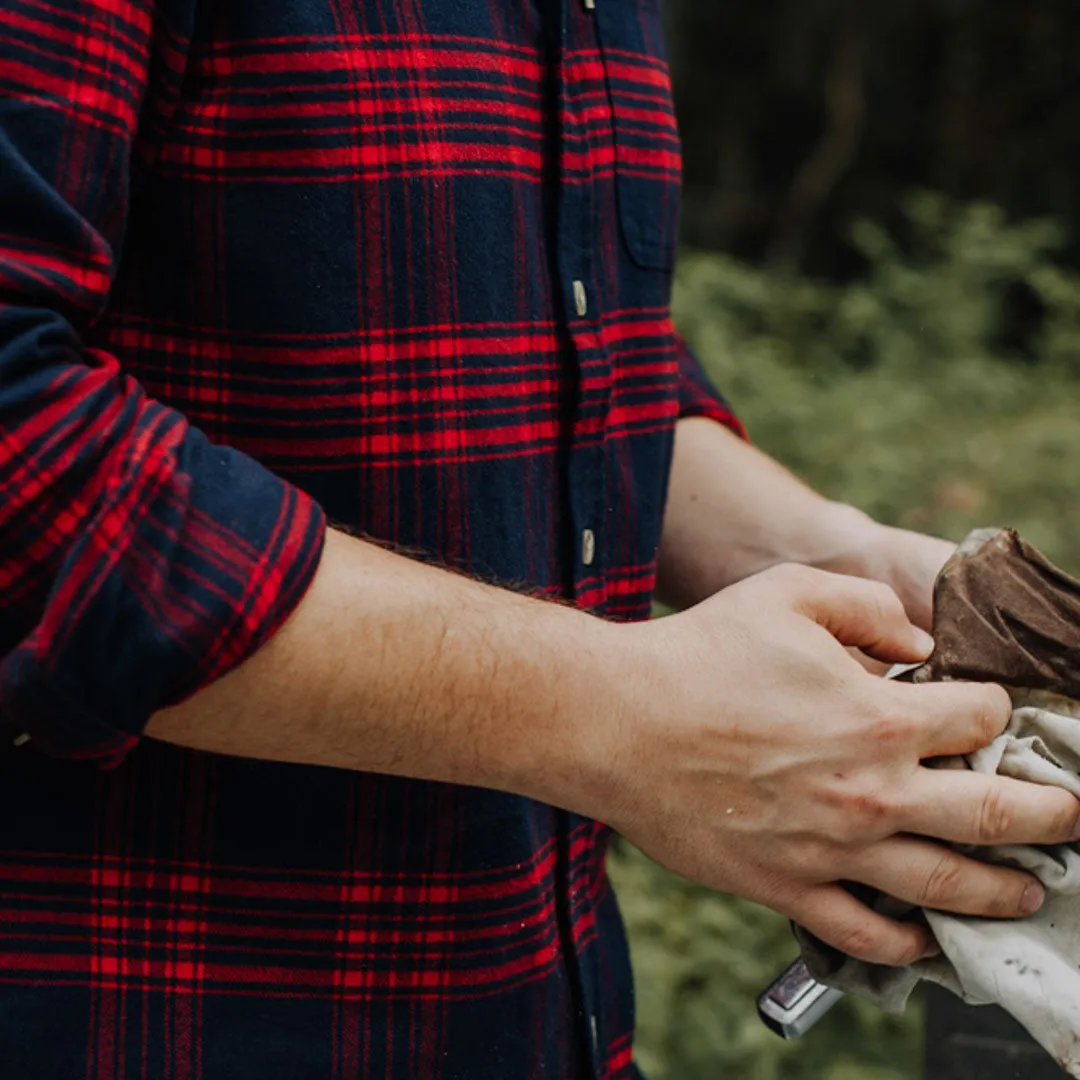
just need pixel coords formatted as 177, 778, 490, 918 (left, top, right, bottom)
0, 0, 326, 764
675, 331, 747, 439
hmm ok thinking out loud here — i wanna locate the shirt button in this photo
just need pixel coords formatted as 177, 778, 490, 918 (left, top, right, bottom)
584, 0, 596, 10
572, 279, 588, 318
581, 528, 596, 567
12, 733, 30, 747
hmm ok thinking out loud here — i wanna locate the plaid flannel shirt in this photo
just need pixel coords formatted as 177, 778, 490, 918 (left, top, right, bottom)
0, 0, 741, 1076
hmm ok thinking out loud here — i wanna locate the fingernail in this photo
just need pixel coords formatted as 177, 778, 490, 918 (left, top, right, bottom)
919, 942, 941, 960
914, 629, 935, 656
1020, 883, 1045, 916
1069, 815, 1080, 843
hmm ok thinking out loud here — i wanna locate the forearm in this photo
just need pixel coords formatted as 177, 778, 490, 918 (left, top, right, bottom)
657, 417, 876, 609
148, 529, 621, 809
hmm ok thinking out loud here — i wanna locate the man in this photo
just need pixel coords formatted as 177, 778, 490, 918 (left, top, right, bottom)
0, 2, 1074, 1078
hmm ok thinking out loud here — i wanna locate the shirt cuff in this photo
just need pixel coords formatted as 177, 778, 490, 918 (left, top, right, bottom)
0, 422, 326, 767
675, 333, 748, 440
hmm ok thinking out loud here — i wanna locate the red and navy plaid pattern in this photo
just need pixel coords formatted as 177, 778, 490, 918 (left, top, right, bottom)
0, 0, 740, 1076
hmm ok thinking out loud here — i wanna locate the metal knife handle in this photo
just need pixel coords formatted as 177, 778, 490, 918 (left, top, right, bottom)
756, 958, 844, 1039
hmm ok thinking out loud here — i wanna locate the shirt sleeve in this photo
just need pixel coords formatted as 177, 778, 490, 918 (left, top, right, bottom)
0, 1, 327, 765
674, 331, 748, 439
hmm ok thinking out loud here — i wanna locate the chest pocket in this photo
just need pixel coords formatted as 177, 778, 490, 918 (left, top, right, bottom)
593, 0, 682, 272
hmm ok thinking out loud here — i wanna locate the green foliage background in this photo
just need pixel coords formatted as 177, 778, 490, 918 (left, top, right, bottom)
609, 194, 1080, 1079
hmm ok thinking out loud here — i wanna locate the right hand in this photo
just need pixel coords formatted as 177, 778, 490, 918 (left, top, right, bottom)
581, 563, 1080, 967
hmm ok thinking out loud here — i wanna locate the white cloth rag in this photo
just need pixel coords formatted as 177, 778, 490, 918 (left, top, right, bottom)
803, 688, 1080, 1076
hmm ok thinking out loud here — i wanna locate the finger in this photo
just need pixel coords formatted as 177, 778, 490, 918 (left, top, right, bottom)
852, 836, 1045, 920
788, 883, 937, 967
888, 679, 1012, 758
781, 567, 935, 664
900, 769, 1080, 847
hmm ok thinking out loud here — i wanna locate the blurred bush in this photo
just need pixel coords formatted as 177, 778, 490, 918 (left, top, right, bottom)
611, 193, 1080, 1079
675, 191, 1080, 562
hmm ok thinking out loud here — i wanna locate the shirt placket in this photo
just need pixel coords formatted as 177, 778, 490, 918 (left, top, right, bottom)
554, 0, 611, 619
550, 1, 612, 1074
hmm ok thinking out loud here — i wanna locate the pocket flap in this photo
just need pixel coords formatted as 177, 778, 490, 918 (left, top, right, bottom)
594, 0, 682, 271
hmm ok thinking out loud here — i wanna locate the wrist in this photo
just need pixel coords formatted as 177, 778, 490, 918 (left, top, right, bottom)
801, 501, 883, 578
659, 418, 888, 607
494, 605, 637, 820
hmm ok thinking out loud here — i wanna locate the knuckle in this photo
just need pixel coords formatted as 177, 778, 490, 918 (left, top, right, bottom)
886, 938, 927, 968
824, 815, 863, 849
918, 853, 966, 908
974, 685, 1012, 741
831, 923, 914, 967
827, 783, 899, 842
851, 788, 896, 827
864, 579, 904, 622
1032, 792, 1080, 844
1055, 798, 1080, 842
764, 561, 815, 593
976, 786, 1015, 844
861, 704, 917, 755
785, 837, 835, 877
831, 923, 880, 963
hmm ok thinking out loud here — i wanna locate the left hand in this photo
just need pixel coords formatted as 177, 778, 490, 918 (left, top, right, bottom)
825, 521, 954, 633
657, 418, 956, 627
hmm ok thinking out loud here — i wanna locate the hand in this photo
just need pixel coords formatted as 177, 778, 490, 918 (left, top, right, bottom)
582, 564, 1080, 967
655, 417, 955, 630
819, 516, 955, 634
